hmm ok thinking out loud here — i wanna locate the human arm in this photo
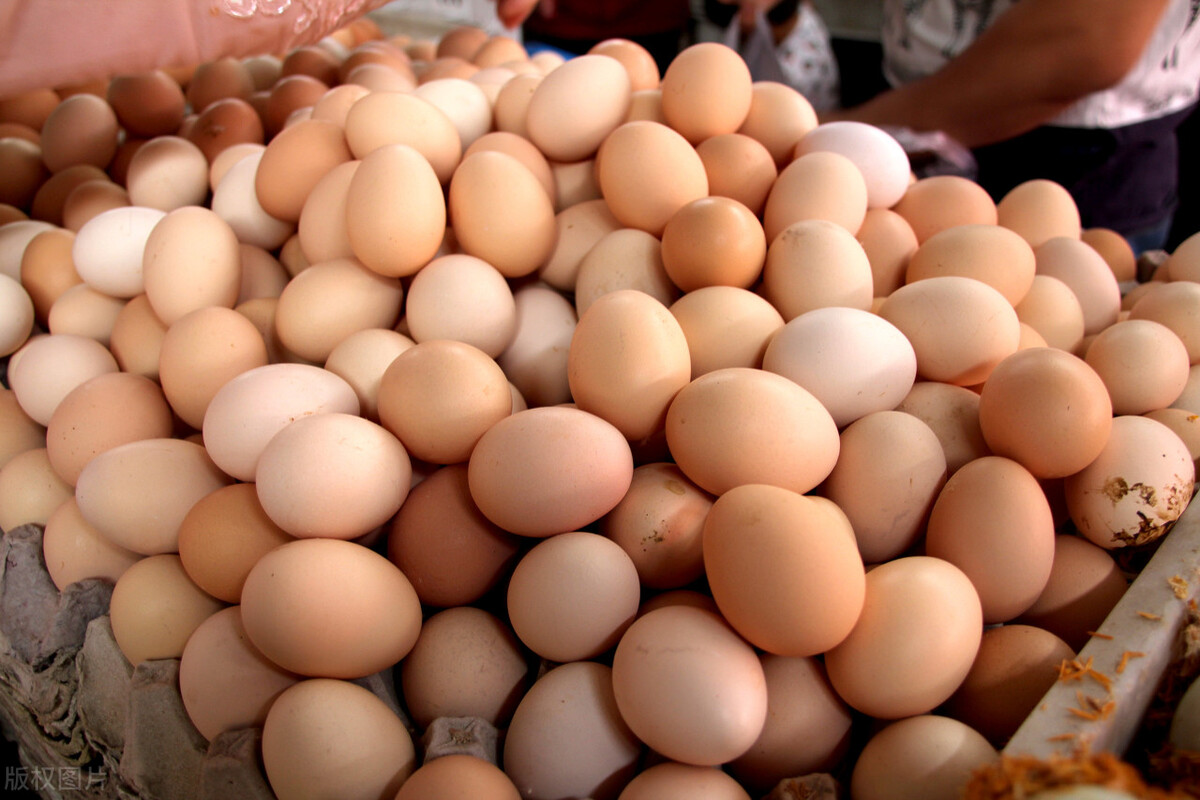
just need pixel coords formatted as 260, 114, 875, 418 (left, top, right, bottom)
824, 0, 1171, 148
0, 0, 394, 100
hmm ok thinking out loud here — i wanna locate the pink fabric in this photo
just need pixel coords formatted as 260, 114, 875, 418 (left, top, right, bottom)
0, 0, 392, 99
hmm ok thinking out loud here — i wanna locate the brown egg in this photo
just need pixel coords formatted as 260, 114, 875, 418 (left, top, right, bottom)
274, 258, 403, 363
1014, 273, 1087, 352
0, 122, 40, 144
261, 679, 416, 800
857, 207, 918, 298
109, 294, 168, 379
412, 77, 492, 149
625, 87, 665, 123
241, 538, 421, 678
996, 178, 1082, 248
824, 556, 983, 719
1016, 534, 1128, 651
142, 206, 242, 325
538, 198, 622, 292
879, 275, 1020, 386
527, 54, 631, 163
281, 44, 341, 85
42, 497, 142, 590
387, 462, 521, 606
0, 88, 60, 130
186, 98, 265, 163
0, 204, 29, 225
895, 381, 990, 476
508, 530, 641, 662
622, 763, 751, 800
340, 41, 412, 83
31, 164, 109, 225
125, 135, 210, 211
177, 482, 294, 604
892, 174, 998, 243
0, 447, 73, 531
109, 553, 224, 666
659, 196, 765, 292
178, 606, 300, 743
472, 34, 526, 67
345, 143, 446, 278
437, 25, 490, 60
694, 132, 776, 217
1128, 280, 1200, 364
467, 406, 634, 537
465, 130, 556, 203
0, 137, 48, 210
1064, 414, 1194, 549
207, 142, 264, 193
551, 157, 603, 210
669, 286, 783, 378
395, 754, 521, 800
157, 306, 269, 429
728, 654, 851, 793
344, 91, 461, 183
44, 371, 173, 485
255, 118, 351, 223
1145, 406, 1200, 472
448, 150, 557, 278
404, 253, 516, 356
492, 71, 541, 138
850, 715, 997, 800
497, 282, 576, 407
906, 224, 1037, 306
39, 94, 119, 173
762, 150, 868, 243
0, 387, 46, 470
323, 327, 414, 422
945, 623, 1075, 747
736, 80, 818, 168
705, 483, 865, 657
821, 410, 947, 564
20, 227, 81, 323
106, 72, 186, 138
977, 347, 1113, 479
185, 58, 255, 113
255, 412, 412, 540
293, 159, 357, 265
74, 437, 233, 555
237, 244, 289, 302
573, 228, 679, 317
660, 42, 752, 145
925, 456, 1056, 623
1084, 318, 1190, 414
1082, 227, 1137, 283
665, 367, 839, 496
596, 120, 708, 236
611, 605, 766, 766
377, 338, 511, 465
762, 219, 874, 320
1035, 236, 1122, 335
61, 178, 130, 231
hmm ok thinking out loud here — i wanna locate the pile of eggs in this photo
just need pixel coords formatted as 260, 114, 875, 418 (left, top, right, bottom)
2, 14, 1200, 800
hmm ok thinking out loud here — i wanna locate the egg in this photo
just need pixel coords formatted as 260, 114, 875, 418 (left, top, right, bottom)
905, 224, 1036, 306
399, 606, 530, 729
261, 679, 416, 800
659, 196, 765, 292
41, 497, 142, 590
178, 606, 300, 742
1081, 226, 1137, 284
296, 159, 358, 264
253, 118, 351, 223
142, 205, 241, 325
538, 198, 622, 292
404, 253, 516, 356
322, 327, 414, 422
0, 273, 34, 356
0, 387, 46, 470
210, 149, 296, 250
703, 483, 865, 657
497, 282, 578, 407
892, 174, 998, 243
849, 715, 998, 800
763, 307, 916, 428
0, 447, 73, 531
467, 405, 634, 537
124, 135, 210, 212
344, 90, 461, 183
794, 120, 911, 209
596, 120, 708, 236
574, 228, 679, 317
395, 754, 521, 800
32, 164, 110, 226
762, 150, 868, 243
8, 332, 119, 425
694, 132, 777, 216
108, 293, 168, 379
465, 131, 557, 204
39, 93, 119, 173
660, 42, 752, 145
185, 57, 254, 113
526, 53, 632, 163
1084, 318, 1190, 415
61, 178, 131, 232
611, 604, 767, 766
0, 137, 48, 210
857, 207, 919, 298
1035, 235, 1122, 335
492, 72, 541, 139
895, 380, 990, 475
619, 763, 750, 800
1014, 273, 1087, 352
669, 285, 783, 378
924, 456, 1057, 623
1064, 414, 1195, 548
412, 77, 492, 149
19, 227, 80, 320
878, 275, 1020, 386
186, 98, 265, 163
996, 178, 1082, 248
824, 555, 983, 719
240, 538, 422, 678
386, 463, 522, 607
504, 661, 643, 800
977, 346, 1113, 479
507, 530, 641, 662
108, 554, 225, 666
72, 205, 166, 298
1127, 280, 1200, 364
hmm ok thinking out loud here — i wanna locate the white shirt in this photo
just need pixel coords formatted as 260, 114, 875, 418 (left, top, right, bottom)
882, 0, 1200, 128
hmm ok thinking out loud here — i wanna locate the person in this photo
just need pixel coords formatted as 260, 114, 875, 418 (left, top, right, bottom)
824, 0, 1200, 253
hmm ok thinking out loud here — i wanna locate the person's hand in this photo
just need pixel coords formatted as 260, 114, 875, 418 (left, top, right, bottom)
494, 0, 543, 29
